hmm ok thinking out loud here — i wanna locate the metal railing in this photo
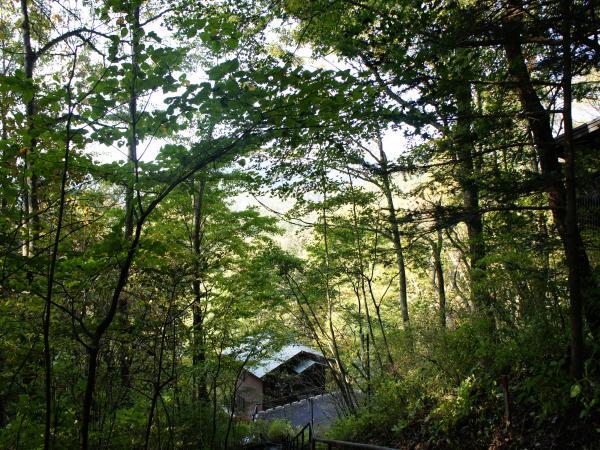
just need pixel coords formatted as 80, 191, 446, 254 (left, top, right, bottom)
312, 438, 399, 450
285, 423, 399, 450
287, 422, 312, 449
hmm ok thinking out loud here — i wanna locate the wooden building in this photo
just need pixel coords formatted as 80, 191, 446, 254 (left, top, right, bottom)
232, 344, 327, 418
556, 117, 600, 230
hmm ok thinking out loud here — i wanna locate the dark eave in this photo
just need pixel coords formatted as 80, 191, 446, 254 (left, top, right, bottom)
555, 117, 600, 151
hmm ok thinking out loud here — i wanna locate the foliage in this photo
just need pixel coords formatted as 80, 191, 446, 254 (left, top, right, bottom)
1, 0, 599, 449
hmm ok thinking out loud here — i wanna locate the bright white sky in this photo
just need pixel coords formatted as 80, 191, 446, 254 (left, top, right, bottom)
82, 4, 599, 226
87, 5, 599, 165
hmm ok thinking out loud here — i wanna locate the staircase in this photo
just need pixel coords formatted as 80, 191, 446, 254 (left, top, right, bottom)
283, 423, 399, 450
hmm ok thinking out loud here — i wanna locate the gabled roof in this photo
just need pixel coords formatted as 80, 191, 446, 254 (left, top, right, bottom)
244, 344, 324, 379
556, 117, 600, 149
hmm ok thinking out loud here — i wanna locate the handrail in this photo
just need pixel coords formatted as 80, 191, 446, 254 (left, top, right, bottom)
288, 422, 312, 449
286, 422, 399, 450
313, 438, 399, 450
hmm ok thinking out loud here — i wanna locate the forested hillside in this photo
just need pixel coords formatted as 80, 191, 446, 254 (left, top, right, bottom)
0, 0, 599, 449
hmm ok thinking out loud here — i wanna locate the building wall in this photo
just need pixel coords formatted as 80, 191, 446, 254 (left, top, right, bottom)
236, 370, 264, 417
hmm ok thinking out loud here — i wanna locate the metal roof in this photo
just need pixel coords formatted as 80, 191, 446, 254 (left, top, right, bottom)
244, 344, 324, 379
556, 117, 600, 148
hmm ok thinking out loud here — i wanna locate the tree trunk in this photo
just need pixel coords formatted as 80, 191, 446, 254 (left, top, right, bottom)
430, 227, 447, 328
80, 346, 99, 450
502, 1, 599, 346
144, 287, 175, 450
124, 5, 140, 243
80, 221, 143, 450
20, 0, 39, 258
42, 56, 75, 450
0, 89, 8, 426
0, 90, 10, 211
454, 80, 489, 313
288, 273, 357, 413
561, 0, 584, 378
361, 278, 383, 369
376, 139, 410, 326
192, 174, 208, 401
20, 1, 49, 446
322, 179, 356, 412
347, 173, 384, 369
366, 278, 394, 364
119, 3, 141, 393
0, 348, 5, 428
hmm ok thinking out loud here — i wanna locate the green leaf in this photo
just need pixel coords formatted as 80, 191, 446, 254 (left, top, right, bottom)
208, 59, 240, 81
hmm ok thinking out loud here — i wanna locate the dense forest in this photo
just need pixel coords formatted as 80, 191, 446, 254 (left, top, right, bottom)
0, 0, 599, 448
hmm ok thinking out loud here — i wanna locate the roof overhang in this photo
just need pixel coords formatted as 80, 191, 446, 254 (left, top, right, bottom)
555, 118, 600, 157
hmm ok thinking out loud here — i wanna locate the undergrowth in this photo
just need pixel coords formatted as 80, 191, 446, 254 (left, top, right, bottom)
327, 318, 600, 449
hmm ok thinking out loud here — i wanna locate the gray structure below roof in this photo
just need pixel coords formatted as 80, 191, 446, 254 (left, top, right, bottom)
293, 359, 322, 374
